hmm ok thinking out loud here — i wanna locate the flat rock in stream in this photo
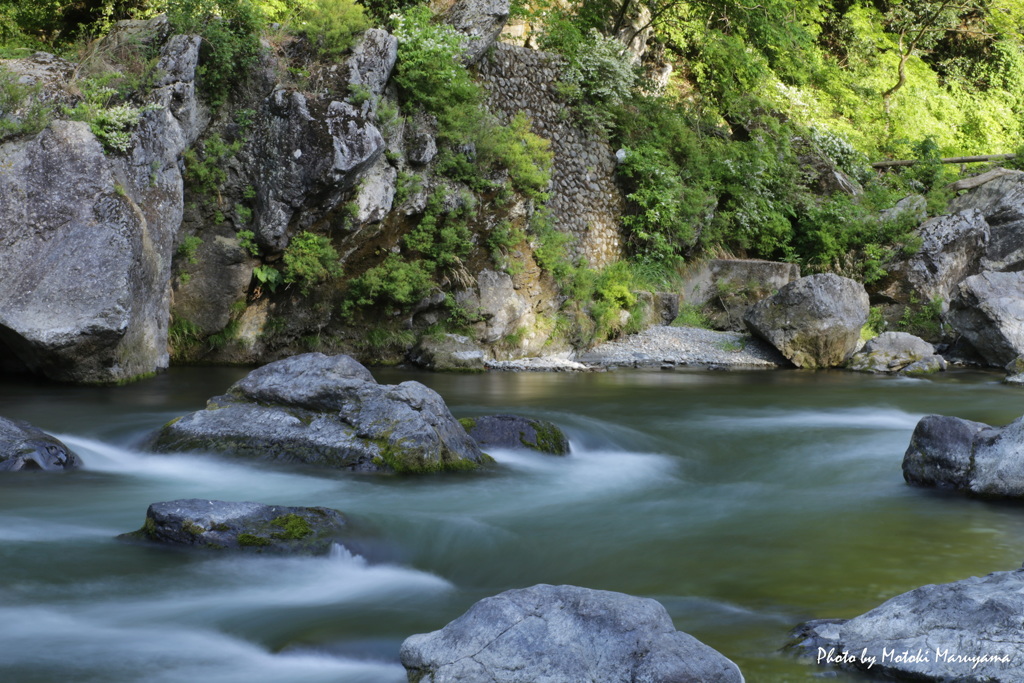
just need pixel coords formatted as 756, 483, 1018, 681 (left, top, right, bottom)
147, 353, 488, 473
0, 416, 81, 472
119, 499, 346, 554
792, 568, 1024, 681
400, 584, 745, 683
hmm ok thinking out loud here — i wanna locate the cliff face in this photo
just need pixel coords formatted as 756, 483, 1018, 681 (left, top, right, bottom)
0, 1, 628, 382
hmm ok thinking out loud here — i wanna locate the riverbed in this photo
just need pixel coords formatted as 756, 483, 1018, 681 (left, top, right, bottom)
2, 366, 1023, 682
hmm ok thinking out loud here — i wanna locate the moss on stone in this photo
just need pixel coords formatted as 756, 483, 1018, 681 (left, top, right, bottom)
458, 417, 477, 432
182, 521, 206, 536
271, 513, 312, 539
238, 533, 271, 547
521, 421, 568, 455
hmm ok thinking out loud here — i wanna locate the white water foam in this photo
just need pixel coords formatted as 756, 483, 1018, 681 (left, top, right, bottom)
0, 605, 405, 683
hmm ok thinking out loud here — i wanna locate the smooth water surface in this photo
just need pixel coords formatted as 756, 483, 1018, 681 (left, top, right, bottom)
2, 366, 1024, 682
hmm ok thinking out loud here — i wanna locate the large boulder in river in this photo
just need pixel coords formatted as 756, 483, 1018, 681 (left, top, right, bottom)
0, 416, 81, 472
946, 271, 1024, 366
0, 33, 204, 383
744, 273, 869, 369
120, 499, 346, 554
847, 332, 946, 375
460, 415, 570, 455
948, 169, 1024, 272
149, 353, 488, 473
400, 584, 745, 683
902, 414, 1024, 497
792, 568, 1024, 681
410, 333, 487, 372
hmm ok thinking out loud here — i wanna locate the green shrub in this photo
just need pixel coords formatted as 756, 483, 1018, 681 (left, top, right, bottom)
177, 235, 203, 264
294, 0, 370, 60
237, 229, 259, 256
282, 231, 342, 294
183, 133, 243, 195
344, 253, 433, 312
253, 264, 283, 292
164, 0, 263, 108
0, 67, 53, 140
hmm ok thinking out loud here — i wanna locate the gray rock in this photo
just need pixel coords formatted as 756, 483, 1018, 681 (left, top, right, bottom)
467, 269, 531, 344
876, 209, 990, 309
246, 91, 384, 251
405, 111, 438, 166
0, 34, 202, 383
947, 271, 1024, 366
744, 274, 869, 369
346, 28, 398, 97
903, 415, 989, 491
903, 413, 1024, 498
353, 154, 396, 224
400, 584, 745, 683
682, 259, 801, 331
120, 499, 346, 554
149, 353, 488, 473
792, 569, 1024, 681
411, 334, 487, 372
902, 355, 948, 376
0, 416, 81, 472
444, 0, 510, 64
461, 414, 569, 455
172, 235, 252, 335
848, 332, 945, 375
948, 170, 1024, 271
878, 194, 927, 225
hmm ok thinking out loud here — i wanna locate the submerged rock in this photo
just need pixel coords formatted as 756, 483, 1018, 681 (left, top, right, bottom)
148, 353, 488, 473
744, 273, 869, 369
848, 332, 946, 375
120, 499, 346, 554
0, 416, 81, 472
460, 415, 569, 455
946, 271, 1024, 367
400, 584, 745, 683
792, 568, 1024, 681
902, 413, 1024, 497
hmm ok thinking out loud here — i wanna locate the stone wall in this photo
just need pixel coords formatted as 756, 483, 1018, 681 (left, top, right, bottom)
476, 42, 623, 267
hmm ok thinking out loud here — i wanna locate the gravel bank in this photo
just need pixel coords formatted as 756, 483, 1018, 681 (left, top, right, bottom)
486, 326, 790, 371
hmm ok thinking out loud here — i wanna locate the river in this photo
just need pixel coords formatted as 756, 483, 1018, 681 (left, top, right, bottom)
2, 366, 1023, 682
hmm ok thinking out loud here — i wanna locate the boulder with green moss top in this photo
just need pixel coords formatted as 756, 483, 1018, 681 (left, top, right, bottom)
147, 353, 488, 473
460, 415, 569, 455
0, 416, 81, 472
119, 499, 346, 554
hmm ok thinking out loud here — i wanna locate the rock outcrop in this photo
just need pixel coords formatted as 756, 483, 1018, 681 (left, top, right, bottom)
902, 413, 1024, 498
400, 584, 745, 683
948, 170, 1024, 272
681, 258, 801, 331
875, 209, 989, 308
0, 416, 81, 472
460, 414, 569, 454
410, 333, 487, 372
744, 274, 869, 369
847, 332, 946, 375
120, 499, 347, 554
148, 353, 489, 473
445, 0, 510, 64
946, 271, 1024, 366
0, 30, 204, 383
792, 569, 1024, 681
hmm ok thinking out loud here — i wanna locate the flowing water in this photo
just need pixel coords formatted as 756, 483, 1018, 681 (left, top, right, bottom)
3, 366, 1024, 682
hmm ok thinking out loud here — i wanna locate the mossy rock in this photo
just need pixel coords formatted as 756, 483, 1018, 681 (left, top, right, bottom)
461, 415, 570, 455
118, 499, 347, 555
